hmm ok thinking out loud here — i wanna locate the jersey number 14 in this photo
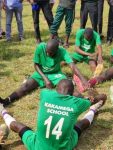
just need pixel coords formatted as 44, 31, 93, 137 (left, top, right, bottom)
44, 116, 64, 140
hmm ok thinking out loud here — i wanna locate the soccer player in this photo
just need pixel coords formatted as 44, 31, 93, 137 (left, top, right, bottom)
0, 79, 107, 150
0, 39, 88, 106
72, 28, 103, 72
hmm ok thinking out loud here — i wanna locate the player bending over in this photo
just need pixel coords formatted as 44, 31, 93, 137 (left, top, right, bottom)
0, 39, 89, 106
0, 79, 106, 150
72, 28, 103, 72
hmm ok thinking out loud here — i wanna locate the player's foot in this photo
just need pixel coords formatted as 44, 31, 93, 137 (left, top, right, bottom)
93, 94, 107, 104
88, 78, 98, 87
19, 37, 24, 41
0, 124, 9, 145
90, 94, 107, 113
107, 40, 112, 46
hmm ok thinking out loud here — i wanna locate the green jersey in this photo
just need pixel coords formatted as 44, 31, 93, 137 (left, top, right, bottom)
22, 89, 91, 150
33, 42, 73, 74
75, 29, 101, 53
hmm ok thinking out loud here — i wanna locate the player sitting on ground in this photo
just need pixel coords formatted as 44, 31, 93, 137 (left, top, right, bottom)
0, 79, 106, 150
72, 28, 103, 72
0, 39, 88, 106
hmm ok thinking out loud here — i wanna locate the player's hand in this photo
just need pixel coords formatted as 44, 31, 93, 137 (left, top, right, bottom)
45, 80, 53, 89
89, 53, 97, 60
90, 94, 107, 105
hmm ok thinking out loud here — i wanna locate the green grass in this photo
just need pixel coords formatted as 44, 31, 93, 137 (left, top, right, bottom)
0, 1, 113, 150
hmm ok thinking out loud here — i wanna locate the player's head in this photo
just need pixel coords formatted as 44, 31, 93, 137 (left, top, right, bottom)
84, 28, 93, 41
46, 39, 59, 58
57, 79, 74, 96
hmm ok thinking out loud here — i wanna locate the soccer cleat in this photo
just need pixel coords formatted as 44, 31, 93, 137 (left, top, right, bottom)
93, 64, 103, 77
73, 74, 85, 93
0, 124, 9, 144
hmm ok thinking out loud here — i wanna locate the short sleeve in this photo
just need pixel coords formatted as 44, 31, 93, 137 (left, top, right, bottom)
33, 43, 45, 64
94, 31, 101, 45
60, 47, 73, 64
76, 98, 91, 116
75, 30, 83, 47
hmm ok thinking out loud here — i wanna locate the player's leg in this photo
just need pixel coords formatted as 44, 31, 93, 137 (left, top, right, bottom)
89, 67, 113, 87
88, 60, 97, 72
0, 79, 39, 106
50, 6, 64, 39
0, 107, 34, 149
41, 1, 53, 28
88, 2, 98, 31
64, 8, 75, 48
80, 1, 88, 29
14, 7, 24, 40
74, 99, 105, 136
32, 7, 41, 43
6, 8, 13, 41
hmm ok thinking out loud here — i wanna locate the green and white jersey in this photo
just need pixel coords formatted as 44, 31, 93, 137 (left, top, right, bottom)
33, 42, 73, 74
37, 89, 90, 150
75, 29, 101, 53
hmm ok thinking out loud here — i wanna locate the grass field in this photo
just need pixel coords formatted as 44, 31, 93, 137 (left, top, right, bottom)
0, 1, 113, 150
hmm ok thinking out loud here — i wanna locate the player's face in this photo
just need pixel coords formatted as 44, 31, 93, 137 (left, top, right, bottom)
84, 34, 93, 41
46, 49, 57, 58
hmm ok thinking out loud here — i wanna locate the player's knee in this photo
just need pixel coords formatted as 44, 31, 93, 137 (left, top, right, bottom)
20, 83, 30, 95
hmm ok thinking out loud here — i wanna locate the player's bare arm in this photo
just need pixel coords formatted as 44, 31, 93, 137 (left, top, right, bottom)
34, 63, 53, 89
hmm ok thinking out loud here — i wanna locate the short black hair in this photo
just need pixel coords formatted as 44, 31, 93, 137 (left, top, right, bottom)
84, 28, 93, 39
47, 39, 59, 52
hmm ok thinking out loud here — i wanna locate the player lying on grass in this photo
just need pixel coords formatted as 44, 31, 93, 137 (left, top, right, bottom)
72, 28, 103, 72
0, 39, 89, 106
0, 79, 107, 150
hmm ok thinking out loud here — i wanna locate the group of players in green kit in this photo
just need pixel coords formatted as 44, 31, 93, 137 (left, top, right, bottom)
1, 27, 113, 150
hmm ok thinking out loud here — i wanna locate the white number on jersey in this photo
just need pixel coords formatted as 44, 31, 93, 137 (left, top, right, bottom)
44, 116, 64, 140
